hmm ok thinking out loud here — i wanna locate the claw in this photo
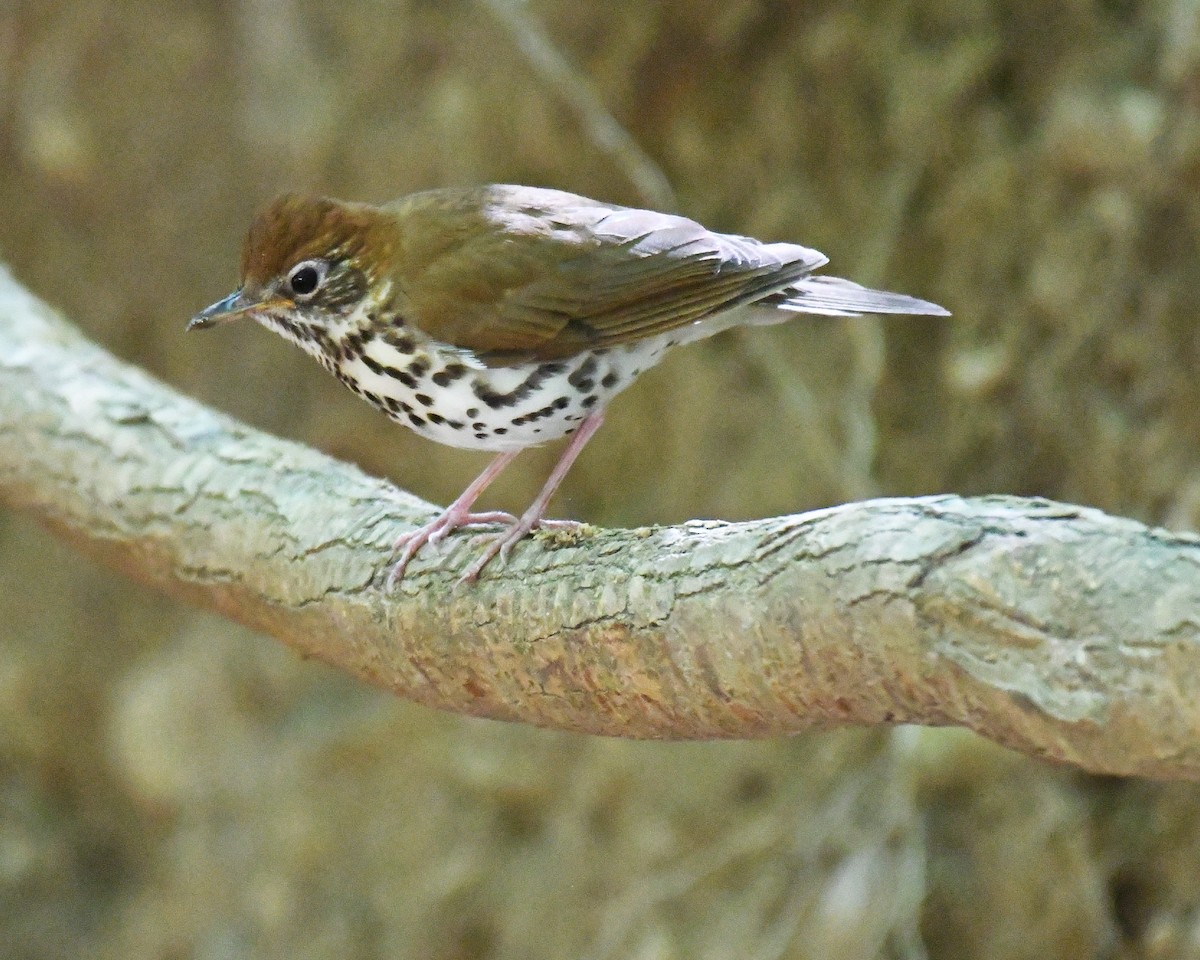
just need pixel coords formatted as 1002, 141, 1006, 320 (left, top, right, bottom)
386, 510, 514, 587
455, 518, 586, 584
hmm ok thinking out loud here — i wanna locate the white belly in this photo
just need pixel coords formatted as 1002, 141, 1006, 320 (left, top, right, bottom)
335, 332, 677, 451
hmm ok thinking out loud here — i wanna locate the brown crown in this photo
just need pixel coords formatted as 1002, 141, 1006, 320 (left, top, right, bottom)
239, 193, 388, 291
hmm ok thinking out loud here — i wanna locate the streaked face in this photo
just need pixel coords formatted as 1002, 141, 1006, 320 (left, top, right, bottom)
188, 194, 385, 346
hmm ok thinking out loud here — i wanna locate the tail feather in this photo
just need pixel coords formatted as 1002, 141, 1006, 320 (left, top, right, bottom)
769, 276, 950, 317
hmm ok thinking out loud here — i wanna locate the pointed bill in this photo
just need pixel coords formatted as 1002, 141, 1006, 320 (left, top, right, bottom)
188, 290, 291, 331
187, 290, 252, 331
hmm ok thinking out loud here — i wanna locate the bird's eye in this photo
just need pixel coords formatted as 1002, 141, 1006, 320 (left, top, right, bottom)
287, 260, 327, 299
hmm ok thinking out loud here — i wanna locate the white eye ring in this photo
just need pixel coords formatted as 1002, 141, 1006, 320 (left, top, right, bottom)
286, 259, 329, 300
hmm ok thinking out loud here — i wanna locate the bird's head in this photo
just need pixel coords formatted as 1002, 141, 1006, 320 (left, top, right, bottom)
188, 194, 396, 345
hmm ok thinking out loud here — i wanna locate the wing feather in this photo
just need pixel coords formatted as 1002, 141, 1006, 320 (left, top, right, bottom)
391, 186, 826, 362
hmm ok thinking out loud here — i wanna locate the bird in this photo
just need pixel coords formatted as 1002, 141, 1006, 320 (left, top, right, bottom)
189, 185, 949, 584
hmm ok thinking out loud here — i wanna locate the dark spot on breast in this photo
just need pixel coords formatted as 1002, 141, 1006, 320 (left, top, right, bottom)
475, 388, 507, 410
339, 330, 368, 361
568, 356, 598, 390
432, 363, 468, 387
472, 361, 570, 410
414, 393, 433, 407
409, 358, 430, 378
361, 352, 419, 388
466, 407, 479, 418
601, 372, 619, 389
407, 413, 426, 428
582, 395, 599, 408
385, 332, 415, 354
427, 412, 446, 425
473, 421, 487, 430
553, 397, 569, 410
473, 383, 510, 409
494, 427, 508, 435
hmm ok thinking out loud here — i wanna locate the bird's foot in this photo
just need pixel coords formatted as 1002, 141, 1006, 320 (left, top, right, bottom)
456, 516, 584, 584
386, 508, 517, 587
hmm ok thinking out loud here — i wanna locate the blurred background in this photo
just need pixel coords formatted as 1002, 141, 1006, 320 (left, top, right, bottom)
2, 0, 1200, 957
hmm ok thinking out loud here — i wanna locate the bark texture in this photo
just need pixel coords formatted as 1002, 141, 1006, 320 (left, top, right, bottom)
2, 266, 1198, 780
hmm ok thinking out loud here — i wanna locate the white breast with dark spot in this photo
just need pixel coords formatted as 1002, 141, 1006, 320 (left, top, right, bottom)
337, 330, 678, 451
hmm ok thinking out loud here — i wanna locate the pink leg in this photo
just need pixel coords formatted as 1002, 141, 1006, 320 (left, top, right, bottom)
386, 450, 520, 587
459, 411, 605, 583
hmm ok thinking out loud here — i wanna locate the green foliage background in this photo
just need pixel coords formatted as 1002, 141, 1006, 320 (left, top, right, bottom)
2, 1, 1199, 957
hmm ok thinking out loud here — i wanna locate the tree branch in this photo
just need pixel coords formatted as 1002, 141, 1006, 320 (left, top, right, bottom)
2, 266, 1198, 780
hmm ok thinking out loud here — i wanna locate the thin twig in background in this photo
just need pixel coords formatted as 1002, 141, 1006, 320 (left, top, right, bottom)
480, 0, 677, 210
838, 157, 932, 492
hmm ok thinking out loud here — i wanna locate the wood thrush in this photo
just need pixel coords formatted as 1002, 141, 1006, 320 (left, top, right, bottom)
190, 186, 949, 583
